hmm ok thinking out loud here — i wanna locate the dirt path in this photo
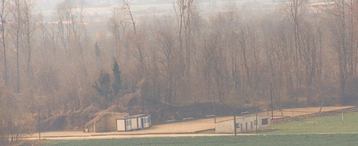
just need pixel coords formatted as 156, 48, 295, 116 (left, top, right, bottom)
24, 116, 233, 140
25, 133, 237, 140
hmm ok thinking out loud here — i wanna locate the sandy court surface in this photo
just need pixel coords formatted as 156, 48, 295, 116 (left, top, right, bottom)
127, 116, 232, 134
25, 133, 236, 140
25, 116, 232, 140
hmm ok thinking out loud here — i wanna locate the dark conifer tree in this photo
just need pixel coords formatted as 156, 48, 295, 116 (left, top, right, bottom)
112, 60, 122, 98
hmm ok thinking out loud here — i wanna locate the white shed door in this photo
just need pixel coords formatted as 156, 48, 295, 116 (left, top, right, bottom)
117, 120, 125, 131
131, 118, 138, 129
138, 117, 143, 129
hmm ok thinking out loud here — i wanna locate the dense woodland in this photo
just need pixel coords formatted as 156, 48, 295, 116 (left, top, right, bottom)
1, 0, 358, 144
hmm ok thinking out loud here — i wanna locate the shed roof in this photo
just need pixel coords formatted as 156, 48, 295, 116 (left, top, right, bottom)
216, 114, 270, 123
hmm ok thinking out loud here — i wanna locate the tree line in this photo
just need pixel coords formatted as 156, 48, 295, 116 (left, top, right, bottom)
1, 0, 358, 144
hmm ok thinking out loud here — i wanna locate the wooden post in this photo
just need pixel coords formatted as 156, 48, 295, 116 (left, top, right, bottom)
94, 121, 96, 133
213, 91, 216, 123
234, 115, 237, 136
38, 109, 41, 140
214, 99, 216, 123
292, 108, 294, 117
270, 83, 273, 120
255, 113, 258, 133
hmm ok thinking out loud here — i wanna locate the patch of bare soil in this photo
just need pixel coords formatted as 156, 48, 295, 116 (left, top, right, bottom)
25, 116, 232, 140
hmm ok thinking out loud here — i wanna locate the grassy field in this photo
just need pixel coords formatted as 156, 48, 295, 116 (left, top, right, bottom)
267, 112, 358, 134
41, 134, 358, 146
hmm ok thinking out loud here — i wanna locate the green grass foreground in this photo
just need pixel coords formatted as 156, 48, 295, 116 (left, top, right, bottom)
42, 134, 358, 146
268, 112, 358, 134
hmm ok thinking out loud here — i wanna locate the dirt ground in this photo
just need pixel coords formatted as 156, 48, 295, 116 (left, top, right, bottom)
23, 106, 354, 140
24, 116, 232, 140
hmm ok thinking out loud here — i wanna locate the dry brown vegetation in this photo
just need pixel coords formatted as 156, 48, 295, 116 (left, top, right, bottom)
2, 0, 358, 145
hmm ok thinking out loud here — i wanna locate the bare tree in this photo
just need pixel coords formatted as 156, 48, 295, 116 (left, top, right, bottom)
154, 16, 178, 103
122, 0, 147, 78
0, 0, 8, 86
174, 0, 197, 77
22, 0, 36, 77
328, 0, 355, 104
284, 0, 309, 89
8, 0, 23, 93
108, 7, 124, 59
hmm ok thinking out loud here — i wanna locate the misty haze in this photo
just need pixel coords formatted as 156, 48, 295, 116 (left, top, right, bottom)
1, 0, 358, 145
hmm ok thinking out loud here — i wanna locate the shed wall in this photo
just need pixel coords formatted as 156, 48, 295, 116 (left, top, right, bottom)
117, 115, 151, 131
131, 118, 138, 129
215, 120, 234, 133
117, 119, 126, 131
215, 115, 272, 133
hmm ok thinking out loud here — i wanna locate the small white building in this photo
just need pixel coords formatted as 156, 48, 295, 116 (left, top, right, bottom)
117, 114, 151, 131
215, 115, 271, 133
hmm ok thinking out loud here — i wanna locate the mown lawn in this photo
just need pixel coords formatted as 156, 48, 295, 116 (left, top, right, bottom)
267, 112, 358, 134
42, 134, 358, 146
